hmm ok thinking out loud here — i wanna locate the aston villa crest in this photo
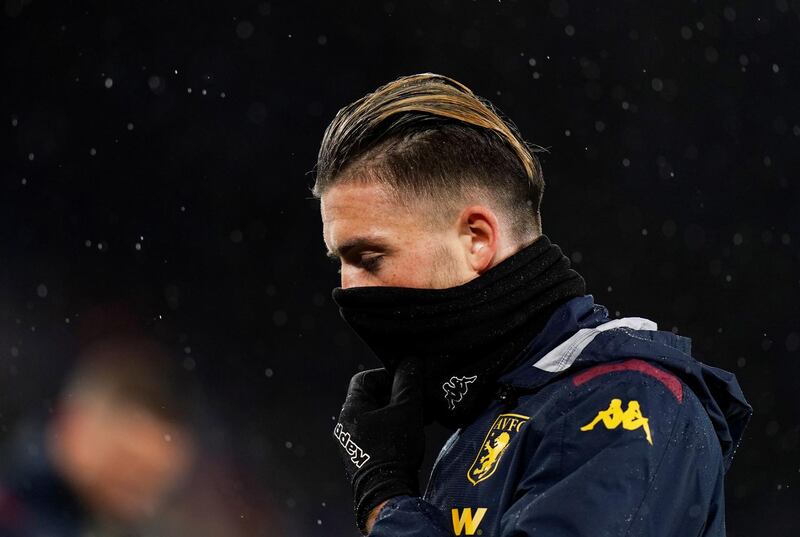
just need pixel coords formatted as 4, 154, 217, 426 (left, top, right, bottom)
467, 413, 530, 485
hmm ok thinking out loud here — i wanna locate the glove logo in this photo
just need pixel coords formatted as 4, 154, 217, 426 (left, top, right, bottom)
443, 375, 478, 410
580, 398, 653, 445
467, 413, 530, 485
333, 422, 371, 468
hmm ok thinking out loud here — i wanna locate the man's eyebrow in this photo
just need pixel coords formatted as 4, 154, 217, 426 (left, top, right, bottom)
326, 237, 389, 259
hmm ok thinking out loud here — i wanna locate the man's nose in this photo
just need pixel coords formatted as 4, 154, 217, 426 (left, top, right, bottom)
340, 267, 356, 289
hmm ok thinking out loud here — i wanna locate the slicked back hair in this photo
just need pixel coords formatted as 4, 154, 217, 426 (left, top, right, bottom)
313, 72, 547, 241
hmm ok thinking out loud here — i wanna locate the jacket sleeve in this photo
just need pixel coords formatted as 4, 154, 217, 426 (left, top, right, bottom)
499, 369, 726, 537
368, 494, 452, 537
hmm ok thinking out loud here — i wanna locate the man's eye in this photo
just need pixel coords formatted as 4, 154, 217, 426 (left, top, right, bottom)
330, 254, 383, 274
359, 256, 383, 273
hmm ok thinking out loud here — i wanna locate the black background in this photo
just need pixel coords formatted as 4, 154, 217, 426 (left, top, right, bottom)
1, 0, 798, 535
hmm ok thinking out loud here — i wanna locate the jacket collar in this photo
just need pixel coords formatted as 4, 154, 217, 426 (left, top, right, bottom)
498, 295, 607, 388
497, 294, 690, 390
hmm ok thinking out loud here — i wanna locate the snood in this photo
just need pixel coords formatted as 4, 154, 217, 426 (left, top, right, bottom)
332, 234, 587, 428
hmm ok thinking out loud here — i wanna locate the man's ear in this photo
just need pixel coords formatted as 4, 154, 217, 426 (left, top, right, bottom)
457, 205, 500, 273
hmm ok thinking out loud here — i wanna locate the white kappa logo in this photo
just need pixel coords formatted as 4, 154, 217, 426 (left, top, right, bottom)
334, 422, 371, 468
443, 375, 478, 410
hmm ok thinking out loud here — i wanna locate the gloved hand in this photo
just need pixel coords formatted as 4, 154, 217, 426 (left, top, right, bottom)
333, 359, 426, 534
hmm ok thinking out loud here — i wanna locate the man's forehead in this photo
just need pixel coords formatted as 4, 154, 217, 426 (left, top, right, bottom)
320, 181, 398, 217
320, 182, 410, 233
321, 182, 409, 254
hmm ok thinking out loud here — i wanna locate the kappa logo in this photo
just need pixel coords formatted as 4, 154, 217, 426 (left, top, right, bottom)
468, 413, 530, 485
443, 375, 478, 410
333, 422, 370, 468
580, 398, 653, 445
451, 507, 487, 536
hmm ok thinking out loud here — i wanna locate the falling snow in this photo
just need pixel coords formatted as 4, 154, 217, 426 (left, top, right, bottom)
1, 3, 796, 535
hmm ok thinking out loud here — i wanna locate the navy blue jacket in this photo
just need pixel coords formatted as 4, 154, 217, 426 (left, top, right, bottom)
370, 295, 752, 537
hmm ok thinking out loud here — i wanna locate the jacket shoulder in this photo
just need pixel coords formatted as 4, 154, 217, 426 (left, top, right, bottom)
567, 358, 684, 403
514, 357, 716, 445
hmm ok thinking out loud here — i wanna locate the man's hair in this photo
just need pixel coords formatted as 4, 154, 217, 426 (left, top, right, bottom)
313, 72, 547, 240
64, 334, 194, 424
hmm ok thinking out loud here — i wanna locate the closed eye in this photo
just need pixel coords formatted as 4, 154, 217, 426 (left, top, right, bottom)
328, 254, 384, 274
359, 255, 383, 273
326, 237, 392, 275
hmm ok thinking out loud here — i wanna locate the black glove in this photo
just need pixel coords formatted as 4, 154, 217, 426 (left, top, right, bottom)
333, 359, 426, 534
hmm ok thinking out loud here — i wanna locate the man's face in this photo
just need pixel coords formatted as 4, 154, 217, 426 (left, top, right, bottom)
51, 392, 193, 523
321, 181, 476, 289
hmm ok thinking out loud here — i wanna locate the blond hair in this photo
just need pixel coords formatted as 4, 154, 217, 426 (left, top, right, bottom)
313, 72, 547, 239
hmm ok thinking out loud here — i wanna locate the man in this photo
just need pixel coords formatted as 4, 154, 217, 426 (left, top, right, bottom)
316, 73, 752, 536
0, 334, 195, 536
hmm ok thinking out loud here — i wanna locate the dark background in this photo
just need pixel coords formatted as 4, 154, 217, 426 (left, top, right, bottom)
1, 0, 798, 535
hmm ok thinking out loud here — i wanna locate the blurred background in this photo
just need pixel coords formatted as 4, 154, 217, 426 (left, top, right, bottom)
1, 0, 798, 535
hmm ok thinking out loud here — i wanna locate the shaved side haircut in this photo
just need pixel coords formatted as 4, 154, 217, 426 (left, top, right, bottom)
313, 72, 548, 242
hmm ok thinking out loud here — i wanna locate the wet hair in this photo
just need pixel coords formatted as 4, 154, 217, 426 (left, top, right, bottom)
312, 72, 548, 241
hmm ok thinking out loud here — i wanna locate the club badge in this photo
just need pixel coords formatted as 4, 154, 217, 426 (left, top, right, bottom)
467, 413, 530, 485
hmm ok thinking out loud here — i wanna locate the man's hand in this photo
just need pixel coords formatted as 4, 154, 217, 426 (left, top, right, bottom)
333, 359, 425, 534
365, 500, 389, 534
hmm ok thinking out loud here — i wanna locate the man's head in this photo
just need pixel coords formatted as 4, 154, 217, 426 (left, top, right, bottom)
47, 335, 195, 524
314, 72, 547, 289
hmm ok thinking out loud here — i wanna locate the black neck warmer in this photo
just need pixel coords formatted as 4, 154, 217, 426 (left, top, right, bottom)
331, 234, 587, 429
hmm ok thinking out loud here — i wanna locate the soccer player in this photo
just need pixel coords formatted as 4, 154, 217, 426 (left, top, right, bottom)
315, 73, 752, 536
